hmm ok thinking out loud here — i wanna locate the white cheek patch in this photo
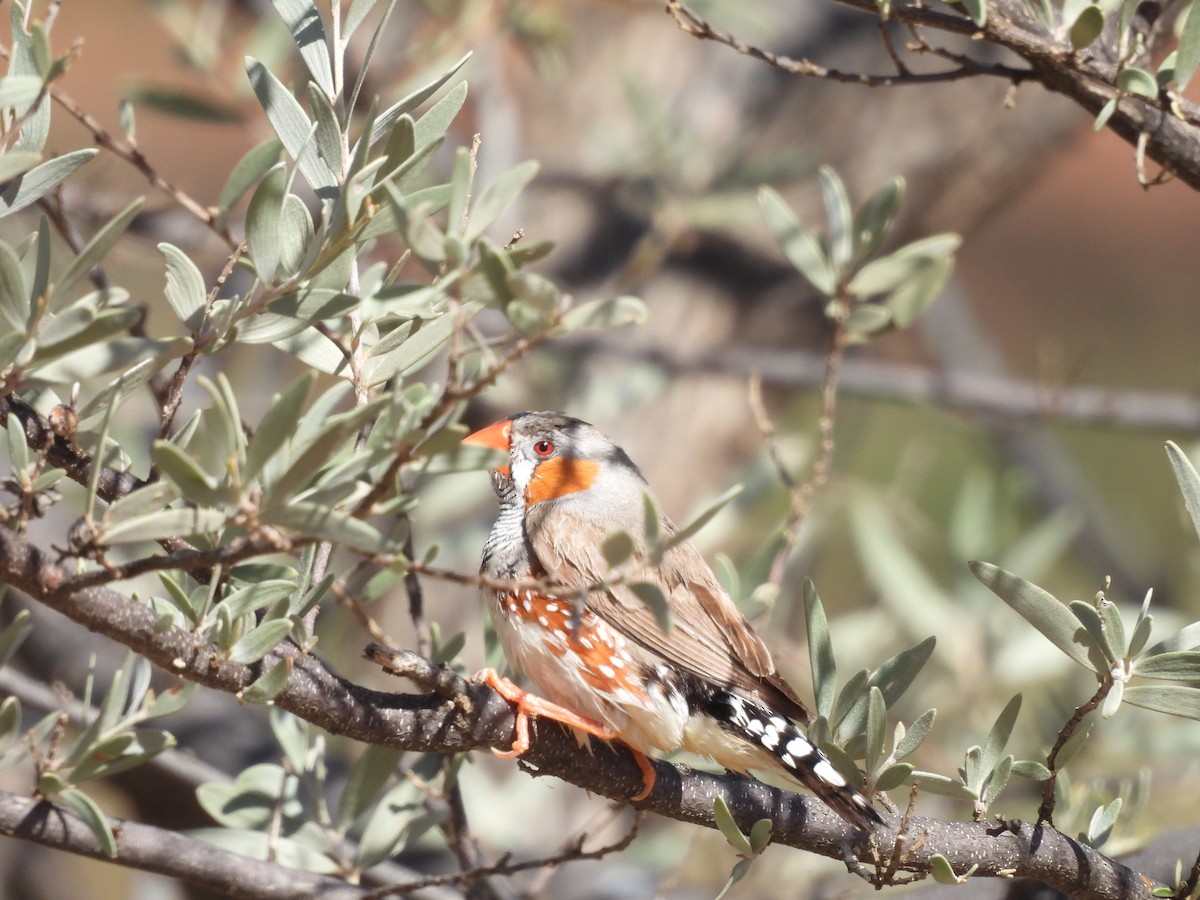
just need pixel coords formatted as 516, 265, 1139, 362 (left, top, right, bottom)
510, 457, 536, 495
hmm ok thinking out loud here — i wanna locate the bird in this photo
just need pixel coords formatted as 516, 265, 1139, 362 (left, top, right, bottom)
463, 411, 882, 830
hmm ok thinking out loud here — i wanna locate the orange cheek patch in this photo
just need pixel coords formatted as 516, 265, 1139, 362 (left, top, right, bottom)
525, 456, 600, 505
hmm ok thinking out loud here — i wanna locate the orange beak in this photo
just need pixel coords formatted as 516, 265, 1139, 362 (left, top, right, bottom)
463, 419, 513, 476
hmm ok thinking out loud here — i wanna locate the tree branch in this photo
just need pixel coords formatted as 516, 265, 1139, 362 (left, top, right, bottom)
0, 527, 1158, 898
0, 789, 368, 900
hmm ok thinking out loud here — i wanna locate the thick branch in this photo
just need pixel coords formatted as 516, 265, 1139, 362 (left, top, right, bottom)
0, 527, 1156, 898
0, 790, 365, 900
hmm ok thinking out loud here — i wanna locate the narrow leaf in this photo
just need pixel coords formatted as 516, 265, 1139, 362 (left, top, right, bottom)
159, 243, 208, 331
0, 148, 98, 218
59, 789, 117, 858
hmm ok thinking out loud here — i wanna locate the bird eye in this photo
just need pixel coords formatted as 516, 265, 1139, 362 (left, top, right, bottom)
533, 440, 555, 456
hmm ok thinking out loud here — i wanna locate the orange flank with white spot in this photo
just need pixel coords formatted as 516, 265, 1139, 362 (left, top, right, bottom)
502, 592, 647, 700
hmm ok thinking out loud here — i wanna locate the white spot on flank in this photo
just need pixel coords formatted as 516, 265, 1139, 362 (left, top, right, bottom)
580, 637, 594, 650
522, 597, 532, 612
785, 737, 813, 758
611, 656, 625, 668
813, 759, 847, 787
553, 629, 568, 642
761, 728, 780, 749
747, 719, 765, 735
598, 664, 616, 678
537, 616, 549, 627
545, 602, 559, 613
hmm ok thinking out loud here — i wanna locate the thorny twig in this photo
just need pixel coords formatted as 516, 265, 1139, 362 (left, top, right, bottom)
1038, 676, 1115, 825
360, 812, 645, 898
664, 0, 1033, 88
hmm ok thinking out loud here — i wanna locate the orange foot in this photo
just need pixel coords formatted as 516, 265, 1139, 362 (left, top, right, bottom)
477, 669, 657, 801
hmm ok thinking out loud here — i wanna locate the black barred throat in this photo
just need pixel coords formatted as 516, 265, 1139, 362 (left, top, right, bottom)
711, 692, 883, 831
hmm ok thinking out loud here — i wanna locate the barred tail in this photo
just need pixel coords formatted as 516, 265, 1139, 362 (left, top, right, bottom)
713, 691, 883, 831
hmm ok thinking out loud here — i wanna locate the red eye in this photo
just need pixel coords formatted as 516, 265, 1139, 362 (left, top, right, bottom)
533, 440, 555, 457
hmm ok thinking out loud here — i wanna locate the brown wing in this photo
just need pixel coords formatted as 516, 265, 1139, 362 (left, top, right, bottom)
526, 503, 812, 722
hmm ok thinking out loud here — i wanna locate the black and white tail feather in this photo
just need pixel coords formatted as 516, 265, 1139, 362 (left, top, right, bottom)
711, 691, 883, 831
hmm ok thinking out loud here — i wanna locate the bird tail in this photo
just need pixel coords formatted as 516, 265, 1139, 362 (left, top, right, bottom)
710, 691, 883, 831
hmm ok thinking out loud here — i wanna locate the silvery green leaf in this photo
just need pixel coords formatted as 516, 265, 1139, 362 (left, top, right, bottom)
1116, 65, 1158, 98
1069, 4, 1104, 49
152, 441, 223, 503
506, 271, 560, 315
144, 681, 196, 719
0, 696, 20, 756
217, 138, 283, 223
667, 484, 743, 549
1176, 1, 1200, 90
1134, 650, 1200, 680
6, 412, 29, 475
1101, 678, 1124, 718
273, 327, 350, 376
368, 52, 471, 148
196, 764, 288, 827
36, 306, 141, 360
713, 795, 753, 857
714, 859, 754, 900
963, 745, 984, 795
0, 74, 43, 111
818, 166, 852, 268
413, 80, 468, 148
228, 618, 293, 664
1070, 600, 1116, 666
0, 151, 40, 184
269, 288, 359, 323
748, 818, 772, 854
240, 658, 292, 704
235, 311, 310, 344
0, 149, 98, 218
831, 668, 869, 733
244, 371, 316, 482
970, 561, 1101, 671
1093, 97, 1119, 132
337, 745, 405, 830
1128, 591, 1155, 659
983, 754, 1013, 806
0, 610, 32, 668
1055, 719, 1093, 769
930, 854, 976, 885
55, 197, 145, 303
874, 763, 914, 792
71, 729, 175, 782
960, 0, 987, 24
264, 502, 388, 554
463, 160, 539, 243
852, 177, 903, 263
882, 254, 953, 328
603, 531, 636, 567
28, 336, 190, 386
847, 233, 961, 297
560, 295, 648, 330
59, 788, 117, 858
1099, 599, 1126, 658
758, 186, 836, 295
630, 581, 671, 632
1086, 798, 1122, 848
261, 395, 377, 502
1166, 441, 1200, 546
894, 709, 935, 760
1022, 0, 1055, 29
865, 687, 887, 774
804, 581, 837, 720
1148, 620, 1200, 656
100, 507, 227, 545
911, 771, 977, 800
216, 580, 297, 622
1012, 759, 1052, 781
355, 776, 423, 868
0, 238, 29, 330
245, 58, 334, 190
841, 302, 892, 340
159, 242, 208, 331
246, 162, 287, 282
366, 314, 453, 384
271, 0, 334, 96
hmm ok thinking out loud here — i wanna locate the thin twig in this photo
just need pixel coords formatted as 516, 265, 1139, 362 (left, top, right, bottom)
363, 812, 644, 898
1038, 676, 1114, 825
664, 0, 1034, 87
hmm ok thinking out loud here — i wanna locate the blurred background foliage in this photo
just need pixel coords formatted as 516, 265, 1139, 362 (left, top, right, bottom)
3, 0, 1200, 897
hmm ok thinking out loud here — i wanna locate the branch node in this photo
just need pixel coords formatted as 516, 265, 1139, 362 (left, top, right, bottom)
363, 643, 469, 706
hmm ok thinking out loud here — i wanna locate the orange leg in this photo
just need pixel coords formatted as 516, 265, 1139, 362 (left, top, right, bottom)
478, 669, 657, 800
